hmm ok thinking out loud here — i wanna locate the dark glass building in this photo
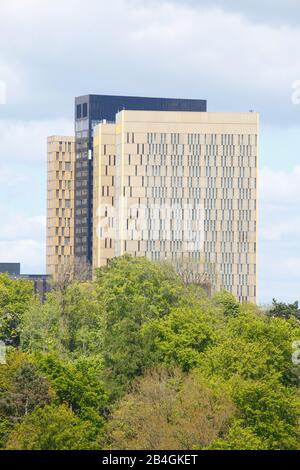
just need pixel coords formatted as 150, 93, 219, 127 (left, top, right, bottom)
74, 94, 207, 263
0, 263, 20, 276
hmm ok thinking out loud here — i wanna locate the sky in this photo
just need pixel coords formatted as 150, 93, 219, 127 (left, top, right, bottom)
0, 0, 299, 304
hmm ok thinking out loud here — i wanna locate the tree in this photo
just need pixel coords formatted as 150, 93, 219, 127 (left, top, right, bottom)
197, 308, 299, 383
20, 295, 63, 355
21, 282, 104, 357
0, 418, 11, 449
0, 349, 52, 448
268, 299, 300, 321
37, 353, 108, 427
0, 274, 34, 346
212, 290, 240, 317
210, 420, 267, 450
48, 258, 94, 345
2, 256, 300, 450
95, 255, 184, 394
172, 258, 214, 294
0, 362, 51, 419
0, 350, 51, 419
231, 375, 300, 450
58, 282, 104, 355
142, 303, 223, 371
195, 309, 300, 449
6, 405, 98, 450
50, 257, 92, 293
105, 368, 234, 450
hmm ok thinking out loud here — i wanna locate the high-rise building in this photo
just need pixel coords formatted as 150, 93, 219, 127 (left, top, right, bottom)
0, 263, 20, 276
93, 110, 259, 303
46, 136, 75, 278
48, 97, 259, 303
74, 95, 207, 263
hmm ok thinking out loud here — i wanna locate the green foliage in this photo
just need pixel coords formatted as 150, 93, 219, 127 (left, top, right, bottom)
105, 368, 234, 450
142, 302, 223, 371
6, 404, 98, 450
58, 282, 105, 355
20, 295, 63, 354
0, 350, 52, 418
0, 349, 52, 448
212, 289, 241, 317
194, 310, 300, 449
0, 274, 34, 346
230, 376, 300, 450
95, 255, 184, 393
1, 257, 300, 450
0, 362, 51, 418
37, 353, 108, 427
268, 299, 300, 320
197, 310, 298, 383
0, 418, 11, 449
21, 282, 104, 357
210, 420, 267, 450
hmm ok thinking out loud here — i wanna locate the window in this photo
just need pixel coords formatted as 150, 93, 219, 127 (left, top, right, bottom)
76, 104, 82, 119
82, 103, 88, 118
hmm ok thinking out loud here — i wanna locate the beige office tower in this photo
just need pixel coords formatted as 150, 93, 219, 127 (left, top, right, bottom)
93, 111, 258, 303
46, 136, 75, 279
93, 124, 116, 268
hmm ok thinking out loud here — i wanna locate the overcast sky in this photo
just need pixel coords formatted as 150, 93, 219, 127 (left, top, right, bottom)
0, 0, 299, 304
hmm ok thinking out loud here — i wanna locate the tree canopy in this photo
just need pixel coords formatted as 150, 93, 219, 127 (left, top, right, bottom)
0, 255, 299, 450
0, 274, 34, 347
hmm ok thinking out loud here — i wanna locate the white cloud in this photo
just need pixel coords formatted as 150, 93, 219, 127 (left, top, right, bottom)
259, 165, 300, 303
0, 213, 45, 242
158, 0, 300, 26
0, 211, 45, 273
0, 240, 45, 274
259, 247, 300, 304
260, 166, 300, 241
261, 166, 300, 206
0, 1, 300, 123
0, 166, 28, 189
261, 218, 300, 242
0, 119, 73, 163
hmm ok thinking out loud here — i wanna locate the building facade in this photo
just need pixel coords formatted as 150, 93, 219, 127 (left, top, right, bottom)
75, 95, 207, 264
93, 110, 259, 303
0, 263, 20, 276
0, 263, 50, 302
46, 136, 75, 278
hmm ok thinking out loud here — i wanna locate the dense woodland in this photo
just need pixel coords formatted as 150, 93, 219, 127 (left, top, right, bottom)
0, 255, 300, 450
